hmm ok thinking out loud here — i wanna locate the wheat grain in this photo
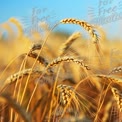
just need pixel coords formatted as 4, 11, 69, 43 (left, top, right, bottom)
27, 52, 48, 66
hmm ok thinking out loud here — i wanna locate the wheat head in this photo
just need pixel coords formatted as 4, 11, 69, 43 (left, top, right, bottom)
48, 56, 90, 70
59, 32, 81, 56
111, 87, 122, 112
60, 18, 99, 43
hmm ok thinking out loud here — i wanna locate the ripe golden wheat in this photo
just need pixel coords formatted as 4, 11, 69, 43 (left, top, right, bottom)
0, 17, 122, 122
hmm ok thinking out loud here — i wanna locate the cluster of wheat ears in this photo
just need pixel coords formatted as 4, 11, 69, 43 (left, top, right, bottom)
0, 18, 122, 122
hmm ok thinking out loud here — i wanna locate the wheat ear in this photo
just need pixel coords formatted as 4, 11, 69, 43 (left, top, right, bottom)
59, 32, 81, 56
60, 18, 99, 43
109, 66, 122, 75
96, 74, 122, 83
4, 68, 42, 85
27, 52, 48, 66
109, 102, 120, 122
47, 56, 90, 70
30, 43, 42, 52
57, 84, 80, 112
111, 87, 122, 112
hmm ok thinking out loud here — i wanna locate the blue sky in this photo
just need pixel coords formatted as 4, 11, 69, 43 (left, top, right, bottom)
0, 0, 122, 39
0, 0, 95, 21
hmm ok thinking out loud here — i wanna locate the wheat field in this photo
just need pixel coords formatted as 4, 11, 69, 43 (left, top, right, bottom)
0, 17, 122, 122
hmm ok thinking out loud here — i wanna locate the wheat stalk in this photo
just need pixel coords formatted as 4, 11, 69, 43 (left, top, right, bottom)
18, 23, 60, 122
0, 93, 31, 122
